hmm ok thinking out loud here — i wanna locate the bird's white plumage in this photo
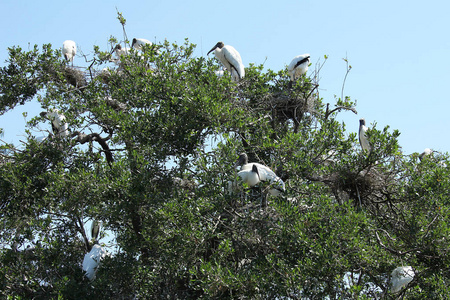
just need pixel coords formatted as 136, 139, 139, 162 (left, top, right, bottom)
236, 153, 285, 196
359, 118, 371, 152
238, 164, 261, 187
288, 54, 310, 81
62, 40, 76, 63
214, 70, 224, 78
113, 44, 131, 59
390, 266, 414, 293
208, 42, 245, 81
43, 109, 68, 138
419, 148, 433, 161
131, 38, 152, 51
82, 244, 108, 280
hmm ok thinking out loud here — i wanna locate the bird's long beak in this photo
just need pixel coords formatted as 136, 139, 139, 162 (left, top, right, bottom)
207, 45, 218, 56
109, 46, 118, 55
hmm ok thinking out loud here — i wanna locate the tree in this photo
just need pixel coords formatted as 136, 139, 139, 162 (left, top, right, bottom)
1, 16, 449, 299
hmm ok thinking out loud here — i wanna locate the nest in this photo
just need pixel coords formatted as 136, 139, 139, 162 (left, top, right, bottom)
271, 91, 316, 119
63, 66, 87, 88
261, 86, 318, 133
332, 167, 389, 208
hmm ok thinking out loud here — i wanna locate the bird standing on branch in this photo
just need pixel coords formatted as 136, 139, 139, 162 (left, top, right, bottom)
235, 153, 285, 197
131, 38, 152, 51
62, 40, 76, 65
359, 118, 371, 153
207, 41, 245, 82
288, 54, 310, 81
40, 109, 69, 138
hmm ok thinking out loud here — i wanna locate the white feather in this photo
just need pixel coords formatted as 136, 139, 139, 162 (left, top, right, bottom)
44, 109, 68, 138
208, 42, 245, 81
62, 40, 76, 63
82, 244, 109, 281
113, 45, 131, 59
390, 266, 414, 293
288, 54, 310, 81
359, 118, 371, 152
238, 165, 261, 187
419, 148, 433, 161
237, 154, 285, 196
132, 38, 152, 51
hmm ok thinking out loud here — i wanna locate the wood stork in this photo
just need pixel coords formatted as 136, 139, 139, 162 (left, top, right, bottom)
111, 44, 130, 59
82, 244, 109, 281
207, 42, 245, 82
235, 153, 285, 196
237, 164, 261, 187
359, 118, 371, 152
62, 40, 76, 65
419, 148, 433, 161
288, 54, 310, 81
131, 38, 152, 51
40, 109, 69, 138
90, 220, 101, 242
390, 266, 414, 293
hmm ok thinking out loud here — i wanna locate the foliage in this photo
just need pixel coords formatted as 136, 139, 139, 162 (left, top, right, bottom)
1, 15, 449, 299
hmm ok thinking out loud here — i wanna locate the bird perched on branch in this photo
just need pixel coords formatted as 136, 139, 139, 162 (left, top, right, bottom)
419, 148, 433, 161
40, 109, 69, 138
90, 220, 101, 243
62, 40, 76, 65
235, 153, 285, 196
131, 38, 152, 51
288, 54, 310, 81
359, 118, 371, 153
237, 164, 261, 188
111, 44, 130, 59
207, 42, 245, 82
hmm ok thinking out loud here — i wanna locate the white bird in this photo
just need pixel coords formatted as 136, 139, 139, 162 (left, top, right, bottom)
90, 220, 101, 242
214, 70, 224, 78
288, 54, 310, 81
359, 118, 371, 152
112, 44, 131, 59
419, 148, 433, 161
237, 164, 261, 187
40, 109, 68, 138
82, 244, 109, 281
62, 40, 76, 65
390, 266, 414, 293
131, 38, 152, 51
207, 42, 245, 82
235, 153, 285, 196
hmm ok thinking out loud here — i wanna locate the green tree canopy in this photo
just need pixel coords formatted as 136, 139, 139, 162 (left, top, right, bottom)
1, 18, 449, 299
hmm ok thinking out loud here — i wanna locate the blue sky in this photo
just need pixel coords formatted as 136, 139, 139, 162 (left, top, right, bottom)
1, 0, 450, 155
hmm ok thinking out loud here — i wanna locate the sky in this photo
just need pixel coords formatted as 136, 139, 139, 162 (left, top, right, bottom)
1, 0, 450, 155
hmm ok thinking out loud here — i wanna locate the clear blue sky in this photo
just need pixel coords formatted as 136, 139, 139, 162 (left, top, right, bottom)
1, 0, 449, 155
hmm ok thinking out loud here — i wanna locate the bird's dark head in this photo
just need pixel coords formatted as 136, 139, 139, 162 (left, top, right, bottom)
234, 153, 248, 167
131, 38, 137, 47
110, 44, 122, 55
359, 118, 366, 126
207, 41, 224, 55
